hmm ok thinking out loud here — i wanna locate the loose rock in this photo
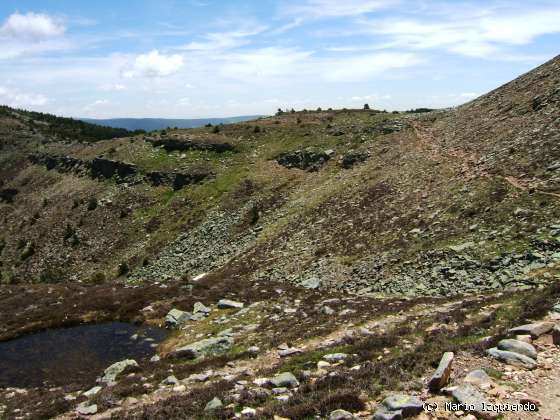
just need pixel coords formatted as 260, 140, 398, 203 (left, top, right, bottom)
508, 322, 555, 338
382, 394, 423, 417
217, 299, 244, 309
497, 339, 537, 360
428, 352, 454, 392
100, 359, 139, 384
487, 348, 537, 369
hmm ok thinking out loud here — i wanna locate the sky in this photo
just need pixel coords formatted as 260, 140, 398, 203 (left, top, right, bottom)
0, 0, 559, 119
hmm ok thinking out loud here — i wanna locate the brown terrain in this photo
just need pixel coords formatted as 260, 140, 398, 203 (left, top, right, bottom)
0, 56, 559, 419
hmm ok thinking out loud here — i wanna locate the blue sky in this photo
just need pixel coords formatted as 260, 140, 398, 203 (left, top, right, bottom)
0, 0, 559, 118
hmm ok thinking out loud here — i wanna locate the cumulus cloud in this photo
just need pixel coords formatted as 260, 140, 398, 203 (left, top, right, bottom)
0, 12, 65, 41
122, 50, 184, 78
0, 85, 48, 107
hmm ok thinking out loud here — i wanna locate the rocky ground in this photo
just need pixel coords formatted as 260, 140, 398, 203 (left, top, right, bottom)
1, 55, 559, 419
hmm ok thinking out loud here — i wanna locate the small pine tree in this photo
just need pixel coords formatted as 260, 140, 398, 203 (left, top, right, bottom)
363, 103, 370, 110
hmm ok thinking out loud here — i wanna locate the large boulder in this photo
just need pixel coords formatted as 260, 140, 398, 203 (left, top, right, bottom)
497, 339, 537, 360
90, 158, 137, 181
329, 409, 355, 419
381, 395, 423, 417
269, 372, 299, 388
428, 352, 454, 392
169, 336, 233, 359
339, 151, 369, 169
165, 308, 191, 328
463, 369, 493, 389
450, 384, 498, 419
508, 322, 555, 338
487, 348, 537, 369
276, 148, 331, 172
100, 359, 139, 384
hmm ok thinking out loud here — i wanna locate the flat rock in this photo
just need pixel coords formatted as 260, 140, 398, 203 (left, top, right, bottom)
428, 352, 454, 392
487, 348, 537, 369
76, 402, 98, 415
170, 336, 233, 359
193, 301, 211, 314
508, 322, 555, 338
217, 299, 244, 309
165, 308, 191, 328
270, 372, 299, 388
83, 386, 102, 397
301, 276, 321, 289
204, 397, 223, 411
373, 408, 403, 420
382, 394, 423, 417
100, 359, 138, 384
323, 353, 348, 362
451, 384, 498, 419
329, 409, 355, 419
497, 339, 537, 360
464, 369, 493, 389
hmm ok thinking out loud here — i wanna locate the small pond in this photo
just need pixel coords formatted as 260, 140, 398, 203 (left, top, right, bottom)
0, 322, 166, 388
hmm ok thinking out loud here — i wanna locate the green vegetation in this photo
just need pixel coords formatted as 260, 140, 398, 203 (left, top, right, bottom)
0, 105, 145, 142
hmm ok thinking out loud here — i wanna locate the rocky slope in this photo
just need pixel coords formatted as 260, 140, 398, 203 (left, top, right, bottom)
0, 56, 559, 419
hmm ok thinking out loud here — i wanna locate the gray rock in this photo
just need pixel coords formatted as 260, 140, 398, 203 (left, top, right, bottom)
301, 276, 321, 289
451, 383, 498, 419
170, 336, 233, 359
497, 339, 537, 360
270, 372, 299, 388
373, 408, 403, 420
83, 386, 102, 398
448, 242, 475, 252
100, 359, 138, 384
161, 375, 180, 386
487, 348, 537, 369
323, 353, 348, 362
76, 402, 98, 415
193, 301, 211, 314
508, 322, 555, 338
278, 347, 303, 357
329, 409, 355, 419
204, 397, 223, 411
382, 394, 423, 417
464, 369, 493, 388
165, 308, 191, 328
217, 299, 244, 309
428, 352, 454, 391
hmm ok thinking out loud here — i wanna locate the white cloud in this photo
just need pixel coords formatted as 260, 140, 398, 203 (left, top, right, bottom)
286, 0, 397, 18
0, 12, 65, 41
324, 52, 421, 82
0, 85, 48, 107
179, 26, 267, 51
99, 83, 126, 91
178, 97, 191, 106
122, 50, 184, 78
362, 5, 560, 58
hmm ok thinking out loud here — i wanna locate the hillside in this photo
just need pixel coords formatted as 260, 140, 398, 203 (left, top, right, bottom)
0, 56, 559, 419
81, 116, 265, 131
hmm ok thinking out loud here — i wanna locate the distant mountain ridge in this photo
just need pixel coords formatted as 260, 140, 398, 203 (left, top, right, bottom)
81, 116, 264, 131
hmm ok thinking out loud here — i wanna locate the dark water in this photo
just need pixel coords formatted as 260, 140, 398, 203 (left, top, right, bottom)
0, 322, 166, 388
